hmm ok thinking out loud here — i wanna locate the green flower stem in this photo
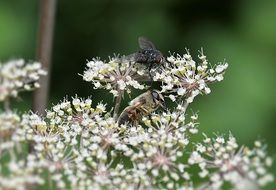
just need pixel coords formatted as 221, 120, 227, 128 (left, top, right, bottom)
4, 98, 10, 112
113, 89, 123, 121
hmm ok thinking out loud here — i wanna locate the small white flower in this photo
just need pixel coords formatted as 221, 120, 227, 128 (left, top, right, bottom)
96, 103, 106, 113
216, 74, 224, 81
215, 65, 226, 73
204, 87, 211, 94
169, 94, 176, 102
177, 88, 186, 96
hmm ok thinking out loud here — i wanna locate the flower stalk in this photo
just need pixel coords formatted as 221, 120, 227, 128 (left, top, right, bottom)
113, 89, 123, 121
4, 98, 10, 112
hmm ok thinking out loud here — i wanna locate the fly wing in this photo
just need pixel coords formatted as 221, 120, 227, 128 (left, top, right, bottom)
138, 36, 156, 50
116, 53, 137, 63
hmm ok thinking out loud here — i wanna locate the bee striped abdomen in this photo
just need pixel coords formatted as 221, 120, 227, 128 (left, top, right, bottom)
117, 90, 165, 126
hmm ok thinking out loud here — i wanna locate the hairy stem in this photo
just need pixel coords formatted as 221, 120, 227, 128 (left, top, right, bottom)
113, 90, 123, 121
196, 182, 212, 190
182, 100, 190, 114
48, 172, 53, 190
134, 181, 141, 190
4, 98, 10, 112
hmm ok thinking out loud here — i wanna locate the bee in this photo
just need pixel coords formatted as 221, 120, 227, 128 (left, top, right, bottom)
118, 90, 165, 126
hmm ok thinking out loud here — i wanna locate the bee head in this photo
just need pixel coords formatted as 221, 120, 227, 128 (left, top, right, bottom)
151, 90, 166, 109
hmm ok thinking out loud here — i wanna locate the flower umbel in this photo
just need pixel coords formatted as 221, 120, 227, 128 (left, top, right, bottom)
188, 133, 274, 190
0, 59, 46, 101
0, 45, 273, 190
152, 51, 228, 103
82, 57, 148, 97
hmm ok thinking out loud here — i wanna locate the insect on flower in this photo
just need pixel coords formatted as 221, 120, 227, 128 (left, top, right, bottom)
118, 89, 165, 126
124, 37, 165, 79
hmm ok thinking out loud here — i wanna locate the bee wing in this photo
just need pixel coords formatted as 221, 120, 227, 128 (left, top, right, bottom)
129, 92, 148, 106
138, 36, 156, 50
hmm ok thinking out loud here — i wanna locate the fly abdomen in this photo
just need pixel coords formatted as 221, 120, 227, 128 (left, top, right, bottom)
135, 52, 148, 63
136, 49, 163, 64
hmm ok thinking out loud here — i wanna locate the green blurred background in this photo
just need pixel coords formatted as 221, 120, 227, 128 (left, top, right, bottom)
0, 0, 275, 189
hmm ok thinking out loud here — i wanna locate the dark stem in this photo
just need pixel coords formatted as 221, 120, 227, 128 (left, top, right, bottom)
33, 0, 57, 114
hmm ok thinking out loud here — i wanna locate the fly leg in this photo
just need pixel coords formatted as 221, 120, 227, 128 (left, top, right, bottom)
148, 62, 154, 86
148, 63, 153, 79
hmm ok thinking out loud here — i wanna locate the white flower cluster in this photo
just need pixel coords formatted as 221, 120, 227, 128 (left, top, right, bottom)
6, 97, 201, 189
188, 134, 274, 189
0, 50, 273, 190
123, 109, 199, 189
0, 111, 20, 155
152, 51, 228, 103
1, 119, 46, 189
83, 58, 148, 97
0, 58, 47, 189
82, 52, 227, 103
46, 96, 107, 127
9, 97, 127, 189
0, 59, 47, 101
0, 156, 44, 190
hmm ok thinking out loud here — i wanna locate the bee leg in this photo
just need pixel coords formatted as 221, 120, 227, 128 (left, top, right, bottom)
133, 120, 139, 126
128, 109, 139, 121
138, 107, 151, 119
